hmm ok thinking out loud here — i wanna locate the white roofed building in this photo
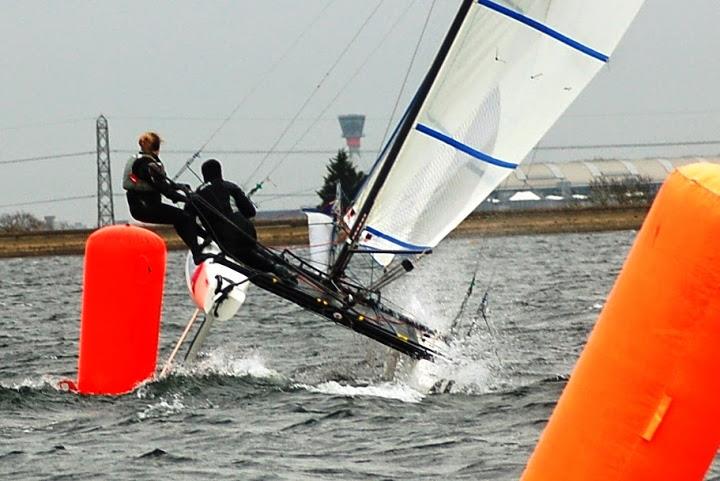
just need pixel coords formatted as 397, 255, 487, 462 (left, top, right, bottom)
485, 156, 720, 206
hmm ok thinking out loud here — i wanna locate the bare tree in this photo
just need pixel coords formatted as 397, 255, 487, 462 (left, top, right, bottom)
0, 211, 46, 233
589, 175, 657, 207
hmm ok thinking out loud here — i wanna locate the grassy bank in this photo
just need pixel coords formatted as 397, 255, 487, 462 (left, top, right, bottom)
0, 206, 648, 259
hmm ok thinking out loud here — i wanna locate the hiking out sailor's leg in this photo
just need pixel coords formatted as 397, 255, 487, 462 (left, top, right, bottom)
223, 214, 271, 271
126, 191, 163, 222
172, 210, 206, 263
183, 202, 211, 244
150, 203, 202, 258
129, 196, 204, 263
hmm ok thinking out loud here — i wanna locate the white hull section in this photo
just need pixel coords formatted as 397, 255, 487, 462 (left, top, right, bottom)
184, 246, 249, 322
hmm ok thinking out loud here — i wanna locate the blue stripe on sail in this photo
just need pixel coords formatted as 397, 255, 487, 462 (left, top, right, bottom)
356, 245, 427, 254
476, 0, 609, 63
364, 226, 431, 251
415, 123, 518, 170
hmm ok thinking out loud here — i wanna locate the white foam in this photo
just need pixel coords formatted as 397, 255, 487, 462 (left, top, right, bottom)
138, 394, 185, 420
171, 348, 284, 381
302, 380, 425, 403
388, 335, 501, 395
2, 374, 66, 391
436, 357, 495, 393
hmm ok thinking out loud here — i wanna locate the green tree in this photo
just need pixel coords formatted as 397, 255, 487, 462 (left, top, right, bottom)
317, 149, 365, 208
0, 211, 45, 233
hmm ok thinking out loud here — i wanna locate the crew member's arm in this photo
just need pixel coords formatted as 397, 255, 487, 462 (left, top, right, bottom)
134, 157, 185, 202
228, 182, 256, 218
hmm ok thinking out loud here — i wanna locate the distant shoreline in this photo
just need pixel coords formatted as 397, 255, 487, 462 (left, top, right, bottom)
0, 206, 648, 259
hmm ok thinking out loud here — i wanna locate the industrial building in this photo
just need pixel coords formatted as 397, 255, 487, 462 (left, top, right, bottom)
486, 156, 720, 208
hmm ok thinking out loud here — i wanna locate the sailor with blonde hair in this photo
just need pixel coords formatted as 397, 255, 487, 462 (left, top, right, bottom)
123, 131, 205, 263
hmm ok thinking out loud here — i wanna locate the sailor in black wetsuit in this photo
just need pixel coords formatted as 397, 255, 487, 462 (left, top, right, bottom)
123, 131, 205, 263
192, 159, 291, 279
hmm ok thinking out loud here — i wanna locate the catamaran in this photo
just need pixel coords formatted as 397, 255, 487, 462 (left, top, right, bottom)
173, 0, 646, 366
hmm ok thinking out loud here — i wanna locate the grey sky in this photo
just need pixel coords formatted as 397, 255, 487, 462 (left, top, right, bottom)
0, 0, 718, 226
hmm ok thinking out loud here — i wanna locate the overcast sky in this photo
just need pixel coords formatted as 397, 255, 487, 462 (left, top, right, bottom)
0, 0, 718, 226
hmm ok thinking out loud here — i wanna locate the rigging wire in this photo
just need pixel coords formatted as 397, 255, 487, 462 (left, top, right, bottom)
449, 267, 477, 332
252, 188, 317, 205
171, 0, 337, 182
444, 239, 502, 367
472, 253, 505, 368
252, 0, 417, 189
242, 0, 386, 189
254, 192, 315, 200
474, 284, 496, 336
471, 259, 499, 338
377, 0, 437, 154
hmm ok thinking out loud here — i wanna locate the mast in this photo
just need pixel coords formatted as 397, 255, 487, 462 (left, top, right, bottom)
330, 0, 475, 280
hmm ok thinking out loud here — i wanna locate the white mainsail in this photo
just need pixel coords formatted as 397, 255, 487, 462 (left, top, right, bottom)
347, 0, 646, 266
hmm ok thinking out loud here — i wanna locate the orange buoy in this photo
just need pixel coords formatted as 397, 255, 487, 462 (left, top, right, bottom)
521, 162, 720, 481
75, 224, 166, 395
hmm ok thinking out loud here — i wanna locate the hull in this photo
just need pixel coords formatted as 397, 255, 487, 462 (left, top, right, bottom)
212, 253, 444, 361
184, 246, 249, 322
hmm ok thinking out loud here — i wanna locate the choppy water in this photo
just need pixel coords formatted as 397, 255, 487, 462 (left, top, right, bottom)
1, 231, 718, 480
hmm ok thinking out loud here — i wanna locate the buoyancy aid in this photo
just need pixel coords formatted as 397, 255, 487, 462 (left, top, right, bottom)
122, 153, 166, 192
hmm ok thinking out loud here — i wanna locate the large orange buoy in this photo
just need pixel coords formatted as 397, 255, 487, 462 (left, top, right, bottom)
521, 163, 720, 481
74, 224, 166, 395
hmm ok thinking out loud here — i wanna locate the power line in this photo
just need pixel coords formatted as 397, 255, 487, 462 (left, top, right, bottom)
0, 117, 95, 131
172, 0, 338, 181
0, 148, 353, 168
242, 0, 386, 187
536, 140, 720, 151
259, 0, 418, 184
5, 109, 716, 129
0, 151, 94, 165
0, 190, 317, 209
564, 109, 720, 119
379, 0, 434, 152
111, 148, 360, 155
109, 115, 393, 122
0, 194, 96, 209
1, 140, 717, 167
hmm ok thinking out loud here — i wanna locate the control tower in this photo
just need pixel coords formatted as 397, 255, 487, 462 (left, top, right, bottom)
338, 114, 365, 158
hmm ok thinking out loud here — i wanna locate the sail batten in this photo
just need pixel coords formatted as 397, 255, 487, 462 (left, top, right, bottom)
415, 123, 518, 170
364, 226, 431, 251
477, 0, 609, 62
